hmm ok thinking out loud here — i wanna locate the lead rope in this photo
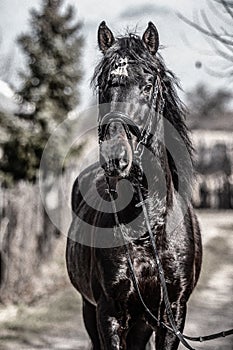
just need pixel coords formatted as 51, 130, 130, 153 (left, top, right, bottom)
106, 182, 165, 327
105, 178, 195, 350
106, 178, 233, 348
137, 182, 233, 345
184, 329, 233, 342
136, 184, 196, 350
133, 76, 233, 346
101, 69, 233, 348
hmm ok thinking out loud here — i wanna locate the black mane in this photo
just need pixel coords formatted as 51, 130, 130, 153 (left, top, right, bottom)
92, 34, 194, 197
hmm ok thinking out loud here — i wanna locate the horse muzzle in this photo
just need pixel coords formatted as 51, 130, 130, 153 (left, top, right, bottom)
98, 112, 142, 178
99, 134, 133, 177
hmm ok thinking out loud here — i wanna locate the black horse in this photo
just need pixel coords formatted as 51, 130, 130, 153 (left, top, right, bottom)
66, 22, 202, 350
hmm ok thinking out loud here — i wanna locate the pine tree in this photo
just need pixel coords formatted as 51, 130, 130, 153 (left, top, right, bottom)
0, 0, 83, 183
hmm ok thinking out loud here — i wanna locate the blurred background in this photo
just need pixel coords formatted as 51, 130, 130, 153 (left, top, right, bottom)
0, 0, 232, 349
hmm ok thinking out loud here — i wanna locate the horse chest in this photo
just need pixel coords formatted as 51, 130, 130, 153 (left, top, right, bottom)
133, 247, 160, 290
110, 247, 161, 299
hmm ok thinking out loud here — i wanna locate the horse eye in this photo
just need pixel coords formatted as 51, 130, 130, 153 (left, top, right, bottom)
143, 84, 153, 94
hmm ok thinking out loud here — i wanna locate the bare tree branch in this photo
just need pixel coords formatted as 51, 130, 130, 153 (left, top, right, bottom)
178, 0, 233, 81
214, 0, 233, 8
201, 10, 218, 36
208, 0, 232, 24
220, 26, 232, 37
178, 13, 233, 46
201, 9, 233, 54
205, 64, 233, 78
221, 0, 233, 20
206, 36, 233, 62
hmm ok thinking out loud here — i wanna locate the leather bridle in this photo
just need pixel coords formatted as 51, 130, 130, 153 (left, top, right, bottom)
98, 75, 164, 158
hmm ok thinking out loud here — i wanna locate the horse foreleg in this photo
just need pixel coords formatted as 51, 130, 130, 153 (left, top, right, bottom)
126, 319, 153, 350
96, 296, 126, 350
155, 302, 187, 350
82, 298, 101, 350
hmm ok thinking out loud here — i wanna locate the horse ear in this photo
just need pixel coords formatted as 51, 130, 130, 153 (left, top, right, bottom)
142, 22, 159, 55
98, 21, 115, 54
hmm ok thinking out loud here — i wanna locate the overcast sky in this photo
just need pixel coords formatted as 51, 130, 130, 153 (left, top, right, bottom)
0, 0, 231, 108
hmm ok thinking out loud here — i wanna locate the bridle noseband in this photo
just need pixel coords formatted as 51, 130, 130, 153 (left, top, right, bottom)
98, 111, 141, 144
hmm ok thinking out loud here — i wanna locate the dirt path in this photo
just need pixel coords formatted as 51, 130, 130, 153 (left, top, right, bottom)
0, 210, 232, 350
182, 211, 233, 350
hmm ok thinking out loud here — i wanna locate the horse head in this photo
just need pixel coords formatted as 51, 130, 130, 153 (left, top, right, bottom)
95, 21, 162, 178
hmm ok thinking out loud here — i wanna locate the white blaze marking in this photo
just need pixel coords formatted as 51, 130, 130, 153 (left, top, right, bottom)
111, 57, 129, 77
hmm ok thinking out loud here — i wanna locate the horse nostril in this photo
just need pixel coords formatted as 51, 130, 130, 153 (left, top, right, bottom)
118, 148, 129, 170
119, 159, 128, 170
